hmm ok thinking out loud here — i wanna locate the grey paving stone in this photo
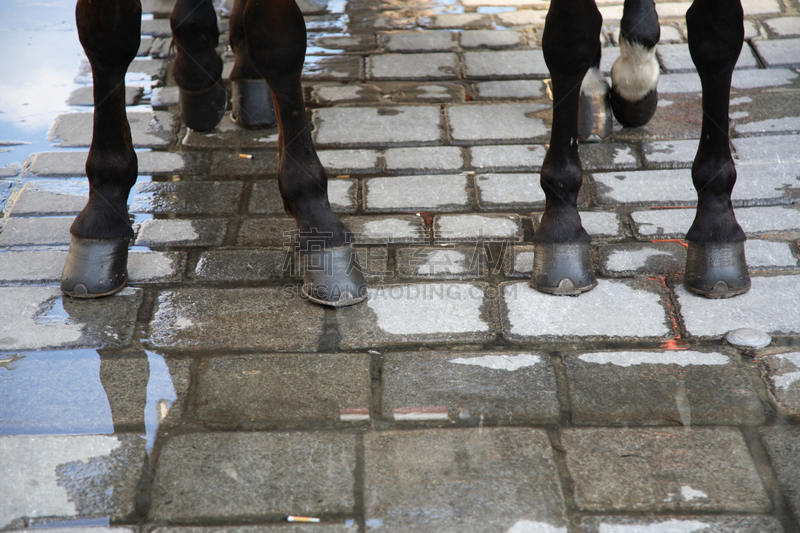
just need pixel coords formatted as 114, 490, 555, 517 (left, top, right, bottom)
28, 151, 187, 177
382, 351, 560, 424
658, 24, 685, 44
734, 135, 800, 164
384, 146, 464, 172
427, 13, 492, 29
579, 143, 641, 171
371, 52, 458, 80
759, 352, 800, 417
66, 86, 142, 106
474, 79, 546, 99
134, 218, 227, 248
503, 244, 535, 278
301, 55, 362, 81
364, 174, 469, 212
0, 287, 141, 350
734, 115, 800, 136
0, 165, 19, 179
566, 350, 764, 426
315, 33, 378, 52
384, 31, 455, 52
141, 17, 171, 36
642, 139, 698, 168
310, 83, 382, 105
248, 178, 356, 215
318, 149, 381, 175
657, 43, 758, 72
149, 287, 324, 352
150, 432, 357, 521
631, 206, 800, 240
236, 217, 296, 247
194, 353, 372, 428
209, 151, 280, 177
342, 215, 429, 244
741, 0, 782, 15
0, 216, 72, 246
760, 426, 800, 525
150, 86, 180, 107
562, 427, 770, 512
476, 173, 544, 209
576, 515, 784, 533
448, 103, 550, 144
764, 16, 800, 37
434, 214, 523, 242
495, 9, 548, 26
470, 144, 547, 172
141, 0, 174, 15
460, 29, 522, 49
153, 526, 356, 533
0, 434, 146, 529
463, 50, 548, 79
364, 428, 566, 532
747, 239, 800, 271
50, 111, 177, 148
733, 68, 800, 90
383, 82, 467, 103
676, 275, 800, 338
182, 115, 280, 150
131, 181, 243, 216
592, 169, 697, 206
599, 242, 687, 277
530, 211, 624, 240
396, 245, 487, 279
752, 38, 800, 68
335, 282, 495, 349
501, 279, 671, 342
192, 249, 288, 281
9, 179, 88, 216
313, 106, 442, 147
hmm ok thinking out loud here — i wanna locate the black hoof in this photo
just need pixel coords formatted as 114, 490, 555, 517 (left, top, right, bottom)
179, 80, 227, 132
231, 79, 276, 129
610, 87, 658, 127
578, 86, 613, 142
684, 240, 750, 299
301, 246, 367, 307
61, 236, 130, 299
530, 243, 597, 296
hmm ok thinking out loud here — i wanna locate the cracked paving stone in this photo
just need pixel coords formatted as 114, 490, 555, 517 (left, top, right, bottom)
28, 151, 187, 177
382, 351, 559, 424
463, 50, 548, 79
341, 215, 429, 244
0, 288, 141, 351
149, 288, 325, 352
470, 144, 547, 172
395, 245, 487, 279
0, 434, 147, 529
561, 427, 770, 512
134, 219, 227, 248
194, 353, 372, 428
131, 181, 243, 216
335, 282, 496, 349
501, 279, 671, 342
566, 350, 764, 426
576, 515, 783, 532
0, 216, 72, 246
364, 428, 567, 532
759, 352, 800, 417
364, 174, 469, 212
368, 53, 457, 80
313, 106, 442, 147
150, 432, 357, 521
599, 242, 687, 277
383, 31, 455, 52
50, 111, 177, 148
447, 103, 550, 145
434, 214, 523, 242
384, 146, 464, 172
192, 249, 288, 281
676, 275, 800, 338
759, 426, 800, 525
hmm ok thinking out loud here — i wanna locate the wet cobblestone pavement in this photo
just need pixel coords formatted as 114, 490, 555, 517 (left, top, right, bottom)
2, 0, 800, 531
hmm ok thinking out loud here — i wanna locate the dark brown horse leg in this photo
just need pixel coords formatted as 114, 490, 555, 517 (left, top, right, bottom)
229, 0, 276, 128
243, 0, 366, 306
683, 0, 749, 298
530, 0, 601, 295
170, 0, 226, 131
61, 0, 142, 298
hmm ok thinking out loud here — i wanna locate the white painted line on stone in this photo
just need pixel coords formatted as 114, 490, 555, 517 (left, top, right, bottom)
578, 351, 729, 367
450, 353, 542, 371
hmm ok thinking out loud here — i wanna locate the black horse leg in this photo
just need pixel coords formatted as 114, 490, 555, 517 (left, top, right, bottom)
61, 0, 141, 298
610, 0, 661, 126
578, 47, 613, 142
531, 0, 601, 295
683, 0, 749, 298
170, 0, 226, 131
242, 0, 366, 306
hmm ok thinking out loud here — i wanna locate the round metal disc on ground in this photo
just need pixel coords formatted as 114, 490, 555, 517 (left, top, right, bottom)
726, 328, 772, 350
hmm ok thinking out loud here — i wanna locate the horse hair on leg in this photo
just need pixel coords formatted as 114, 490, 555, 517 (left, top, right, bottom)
578, 46, 613, 142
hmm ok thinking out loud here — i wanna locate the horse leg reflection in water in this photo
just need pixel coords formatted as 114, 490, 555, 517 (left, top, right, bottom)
62, 0, 749, 307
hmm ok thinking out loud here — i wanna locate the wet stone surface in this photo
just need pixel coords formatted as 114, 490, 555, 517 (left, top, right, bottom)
598, 242, 687, 277
395, 245, 487, 279
761, 426, 800, 525
364, 174, 469, 212
50, 111, 177, 148
135, 218, 228, 248
576, 515, 784, 533
131, 181, 243, 216
192, 249, 288, 281
0, 216, 73, 246
759, 352, 800, 417
28, 151, 187, 177
8, 179, 89, 216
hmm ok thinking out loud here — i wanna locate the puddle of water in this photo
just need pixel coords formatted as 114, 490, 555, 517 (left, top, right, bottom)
29, 516, 111, 529
143, 350, 177, 454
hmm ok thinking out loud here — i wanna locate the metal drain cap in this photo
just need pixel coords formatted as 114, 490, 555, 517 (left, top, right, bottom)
726, 328, 772, 350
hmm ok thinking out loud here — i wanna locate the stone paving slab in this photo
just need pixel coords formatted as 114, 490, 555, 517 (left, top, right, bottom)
8, 179, 88, 215
565, 350, 765, 426
427, 13, 492, 29
474, 79, 546, 99
752, 38, 800, 68
561, 427, 771, 512
395, 245, 487, 279
475, 173, 544, 209
76, 58, 167, 83
150, 432, 357, 521
383, 30, 455, 52
760, 426, 800, 525
759, 352, 800, 417
0, 434, 146, 529
153, 526, 357, 533
677, 275, 800, 338
599, 242, 687, 277
28, 151, 187, 177
460, 29, 523, 49
135, 218, 228, 248
66, 86, 142, 106
747, 239, 800, 271
764, 16, 800, 37
301, 55, 363, 81
363, 428, 567, 532
0, 287, 142, 350
463, 50, 548, 79
642, 139, 701, 168
236, 217, 299, 247
447, 102, 550, 144
368, 52, 457, 80
733, 135, 800, 164
579, 142, 641, 171
181, 115, 279, 149
50, 111, 177, 148
434, 214, 523, 242
149, 288, 325, 352
469, 144, 547, 172
131, 181, 243, 216
151, 86, 180, 107
313, 106, 442, 147
191, 249, 288, 281
364, 174, 469, 212
341, 215, 429, 244
209, 151, 280, 177
495, 10, 548, 26
0, 216, 72, 246
382, 351, 560, 424
576, 516, 784, 533
530, 211, 624, 241
318, 149, 381, 175
383, 146, 464, 173
193, 353, 372, 428
501, 279, 671, 342
657, 42, 759, 73
502, 244, 536, 278
335, 282, 495, 349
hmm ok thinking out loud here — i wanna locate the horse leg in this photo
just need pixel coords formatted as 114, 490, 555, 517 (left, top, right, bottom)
610, 0, 661, 126
530, 0, 601, 295
229, 0, 276, 128
578, 47, 613, 142
683, 0, 749, 297
61, 0, 141, 298
170, 0, 226, 131
242, 0, 366, 306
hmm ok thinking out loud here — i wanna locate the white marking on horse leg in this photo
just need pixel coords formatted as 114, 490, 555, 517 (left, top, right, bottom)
611, 38, 660, 102
579, 67, 613, 142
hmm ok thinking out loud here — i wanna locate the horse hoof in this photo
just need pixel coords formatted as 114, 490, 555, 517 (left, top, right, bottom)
61, 236, 129, 299
301, 245, 367, 307
530, 243, 597, 296
231, 79, 276, 129
684, 240, 750, 299
610, 87, 658, 127
179, 80, 227, 131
